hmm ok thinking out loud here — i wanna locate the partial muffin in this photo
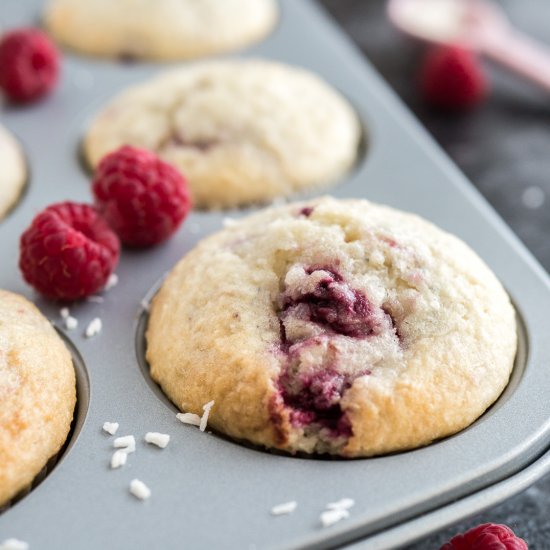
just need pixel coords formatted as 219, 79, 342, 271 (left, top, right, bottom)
146, 197, 517, 457
0, 290, 76, 506
44, 0, 277, 60
0, 126, 26, 221
84, 60, 361, 209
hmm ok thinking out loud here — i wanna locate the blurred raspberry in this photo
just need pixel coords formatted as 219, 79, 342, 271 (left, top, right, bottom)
20, 202, 120, 300
419, 45, 488, 111
92, 146, 191, 247
440, 523, 528, 550
0, 28, 60, 103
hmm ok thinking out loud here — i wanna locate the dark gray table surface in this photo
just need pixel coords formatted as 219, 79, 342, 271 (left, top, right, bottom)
319, 1, 550, 548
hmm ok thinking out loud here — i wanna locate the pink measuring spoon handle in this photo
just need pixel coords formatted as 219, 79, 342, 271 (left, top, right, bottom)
480, 28, 550, 92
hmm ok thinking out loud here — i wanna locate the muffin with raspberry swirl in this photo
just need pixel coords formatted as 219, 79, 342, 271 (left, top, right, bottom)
146, 197, 516, 456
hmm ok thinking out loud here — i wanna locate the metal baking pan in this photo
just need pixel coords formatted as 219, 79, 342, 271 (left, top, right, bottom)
1, 0, 549, 548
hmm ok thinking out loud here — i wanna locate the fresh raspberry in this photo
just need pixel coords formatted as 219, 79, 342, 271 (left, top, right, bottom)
19, 202, 120, 301
440, 523, 528, 550
0, 28, 60, 103
92, 146, 191, 247
419, 45, 488, 111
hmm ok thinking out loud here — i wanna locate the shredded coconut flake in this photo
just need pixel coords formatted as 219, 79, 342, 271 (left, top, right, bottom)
103, 422, 119, 435
111, 449, 128, 469
0, 540, 29, 550
60, 307, 70, 319
87, 295, 104, 303
270, 501, 297, 516
326, 498, 355, 511
105, 273, 119, 291
176, 412, 201, 427
144, 432, 170, 448
85, 317, 102, 338
200, 400, 215, 432
65, 316, 78, 330
113, 435, 136, 453
320, 508, 349, 528
130, 479, 151, 500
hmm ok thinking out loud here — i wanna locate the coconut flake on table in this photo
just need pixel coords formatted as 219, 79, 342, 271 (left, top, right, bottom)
85, 317, 102, 338
270, 501, 297, 516
320, 508, 350, 528
58, 307, 77, 330
65, 316, 78, 330
87, 295, 104, 304
144, 432, 170, 448
176, 412, 201, 427
200, 400, 215, 432
113, 435, 136, 453
326, 498, 355, 511
104, 273, 119, 291
103, 422, 119, 436
110, 449, 128, 469
0, 540, 29, 550
129, 479, 151, 500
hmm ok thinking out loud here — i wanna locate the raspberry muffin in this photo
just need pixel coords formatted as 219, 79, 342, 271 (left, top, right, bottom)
0, 126, 26, 221
146, 197, 517, 457
84, 60, 361, 209
44, 0, 277, 60
0, 290, 76, 505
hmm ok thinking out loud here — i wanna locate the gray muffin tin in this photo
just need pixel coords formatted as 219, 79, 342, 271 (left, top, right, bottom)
1, 0, 549, 548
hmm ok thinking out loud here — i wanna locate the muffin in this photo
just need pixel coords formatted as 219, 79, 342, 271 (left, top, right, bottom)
84, 60, 361, 209
44, 0, 278, 60
0, 126, 26, 221
0, 290, 76, 506
146, 197, 517, 457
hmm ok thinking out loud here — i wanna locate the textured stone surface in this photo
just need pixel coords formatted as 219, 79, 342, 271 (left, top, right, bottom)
319, 0, 550, 547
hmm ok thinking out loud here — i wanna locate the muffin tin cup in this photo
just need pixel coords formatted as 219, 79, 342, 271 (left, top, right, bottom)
0, 332, 89, 514
1, 0, 549, 548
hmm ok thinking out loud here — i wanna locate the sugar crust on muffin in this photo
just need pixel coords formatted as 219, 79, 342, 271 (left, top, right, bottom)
146, 197, 517, 457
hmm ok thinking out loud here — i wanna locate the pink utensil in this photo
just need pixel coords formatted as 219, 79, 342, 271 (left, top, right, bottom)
387, 0, 550, 92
